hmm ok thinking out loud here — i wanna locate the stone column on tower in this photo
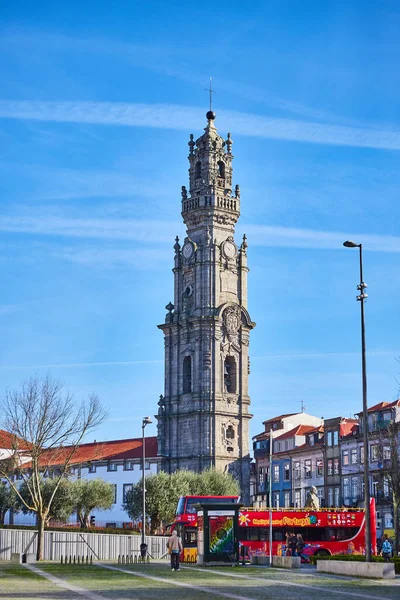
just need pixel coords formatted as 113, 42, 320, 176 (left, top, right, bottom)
156, 110, 255, 503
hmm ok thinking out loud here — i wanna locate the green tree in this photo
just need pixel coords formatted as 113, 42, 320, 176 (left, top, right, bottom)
16, 477, 75, 523
122, 468, 240, 533
0, 483, 18, 525
71, 478, 115, 528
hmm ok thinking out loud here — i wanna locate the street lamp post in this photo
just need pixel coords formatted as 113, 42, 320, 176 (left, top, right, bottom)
343, 240, 371, 561
141, 416, 152, 557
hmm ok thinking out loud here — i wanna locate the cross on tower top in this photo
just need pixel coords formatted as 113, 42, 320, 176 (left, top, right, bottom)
205, 76, 216, 112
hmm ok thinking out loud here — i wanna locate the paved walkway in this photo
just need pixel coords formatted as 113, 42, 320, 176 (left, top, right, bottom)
18, 562, 400, 600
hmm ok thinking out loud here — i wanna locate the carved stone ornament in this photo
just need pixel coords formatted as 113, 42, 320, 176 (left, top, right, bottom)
224, 305, 241, 335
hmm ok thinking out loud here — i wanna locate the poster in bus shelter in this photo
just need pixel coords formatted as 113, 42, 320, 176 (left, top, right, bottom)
208, 515, 234, 556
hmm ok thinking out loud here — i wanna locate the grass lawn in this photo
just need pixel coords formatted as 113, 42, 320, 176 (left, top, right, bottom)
1, 561, 400, 600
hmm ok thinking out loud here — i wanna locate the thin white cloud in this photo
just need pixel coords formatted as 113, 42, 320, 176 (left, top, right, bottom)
252, 351, 400, 360
1, 214, 400, 254
1, 100, 400, 150
243, 224, 400, 253
0, 360, 163, 370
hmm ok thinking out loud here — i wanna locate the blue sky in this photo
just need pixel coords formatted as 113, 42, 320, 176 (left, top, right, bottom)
1, 0, 400, 445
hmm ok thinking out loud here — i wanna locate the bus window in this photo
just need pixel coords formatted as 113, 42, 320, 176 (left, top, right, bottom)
184, 529, 197, 547
259, 528, 269, 541
303, 528, 326, 542
176, 497, 186, 515
273, 530, 284, 542
336, 528, 358, 541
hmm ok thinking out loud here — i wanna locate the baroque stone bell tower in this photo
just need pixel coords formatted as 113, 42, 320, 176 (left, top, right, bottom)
156, 109, 255, 502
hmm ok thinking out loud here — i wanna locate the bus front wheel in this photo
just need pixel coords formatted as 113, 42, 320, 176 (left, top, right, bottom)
314, 549, 330, 557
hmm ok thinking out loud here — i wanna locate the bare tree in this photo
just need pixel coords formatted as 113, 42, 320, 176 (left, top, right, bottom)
0, 375, 107, 560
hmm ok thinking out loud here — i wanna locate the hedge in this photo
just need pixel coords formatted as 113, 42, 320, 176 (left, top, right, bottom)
310, 553, 400, 574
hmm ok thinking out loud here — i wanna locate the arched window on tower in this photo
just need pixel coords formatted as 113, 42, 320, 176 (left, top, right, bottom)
217, 161, 225, 178
224, 356, 236, 394
195, 161, 201, 179
183, 356, 192, 394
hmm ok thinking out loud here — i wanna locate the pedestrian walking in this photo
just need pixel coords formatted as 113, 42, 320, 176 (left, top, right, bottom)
381, 534, 392, 563
167, 529, 183, 571
296, 533, 305, 560
289, 532, 297, 556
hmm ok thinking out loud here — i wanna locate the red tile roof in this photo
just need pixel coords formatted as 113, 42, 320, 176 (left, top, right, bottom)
262, 413, 297, 426
274, 424, 316, 441
354, 400, 400, 416
0, 429, 30, 451
24, 436, 158, 468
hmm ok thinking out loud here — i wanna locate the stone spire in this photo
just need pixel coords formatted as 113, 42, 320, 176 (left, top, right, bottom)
182, 112, 240, 245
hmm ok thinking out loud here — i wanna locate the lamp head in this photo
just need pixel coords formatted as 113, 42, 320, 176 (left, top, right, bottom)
142, 416, 152, 427
343, 240, 359, 248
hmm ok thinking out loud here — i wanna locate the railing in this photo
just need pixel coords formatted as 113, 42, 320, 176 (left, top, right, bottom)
241, 506, 365, 513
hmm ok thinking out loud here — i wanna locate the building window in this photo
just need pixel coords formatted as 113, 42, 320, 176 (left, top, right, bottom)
309, 435, 314, 446
273, 464, 279, 482
327, 431, 333, 446
224, 356, 236, 393
343, 477, 350, 499
327, 459, 333, 476
317, 487, 324, 505
124, 461, 135, 471
284, 464, 290, 481
275, 442, 280, 453
295, 490, 301, 508
333, 458, 339, 475
372, 479, 379, 498
304, 459, 312, 479
108, 462, 117, 472
258, 467, 265, 484
333, 431, 339, 446
217, 160, 225, 178
342, 450, 349, 466
140, 461, 150, 470
334, 487, 340, 507
383, 446, 391, 460
360, 445, 364, 463
123, 483, 133, 503
273, 492, 280, 508
350, 448, 358, 464
370, 445, 379, 462
293, 461, 300, 479
226, 425, 235, 440
316, 459, 323, 477
351, 477, 359, 499
284, 491, 290, 508
195, 161, 201, 178
88, 464, 96, 474
183, 356, 192, 394
328, 487, 333, 507
111, 484, 117, 504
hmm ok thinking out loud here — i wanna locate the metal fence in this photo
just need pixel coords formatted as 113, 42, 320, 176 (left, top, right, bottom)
0, 528, 168, 561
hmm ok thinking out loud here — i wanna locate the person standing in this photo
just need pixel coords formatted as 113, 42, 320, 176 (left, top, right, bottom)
381, 534, 392, 562
167, 530, 183, 571
296, 533, 305, 560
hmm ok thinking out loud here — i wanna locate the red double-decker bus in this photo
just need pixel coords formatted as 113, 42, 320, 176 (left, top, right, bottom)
173, 496, 376, 562
238, 499, 377, 560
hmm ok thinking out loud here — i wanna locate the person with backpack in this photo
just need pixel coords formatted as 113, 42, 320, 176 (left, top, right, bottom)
296, 533, 305, 560
381, 534, 392, 562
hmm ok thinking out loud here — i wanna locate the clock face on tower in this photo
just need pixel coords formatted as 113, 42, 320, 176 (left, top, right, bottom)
222, 240, 237, 259
182, 241, 194, 260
